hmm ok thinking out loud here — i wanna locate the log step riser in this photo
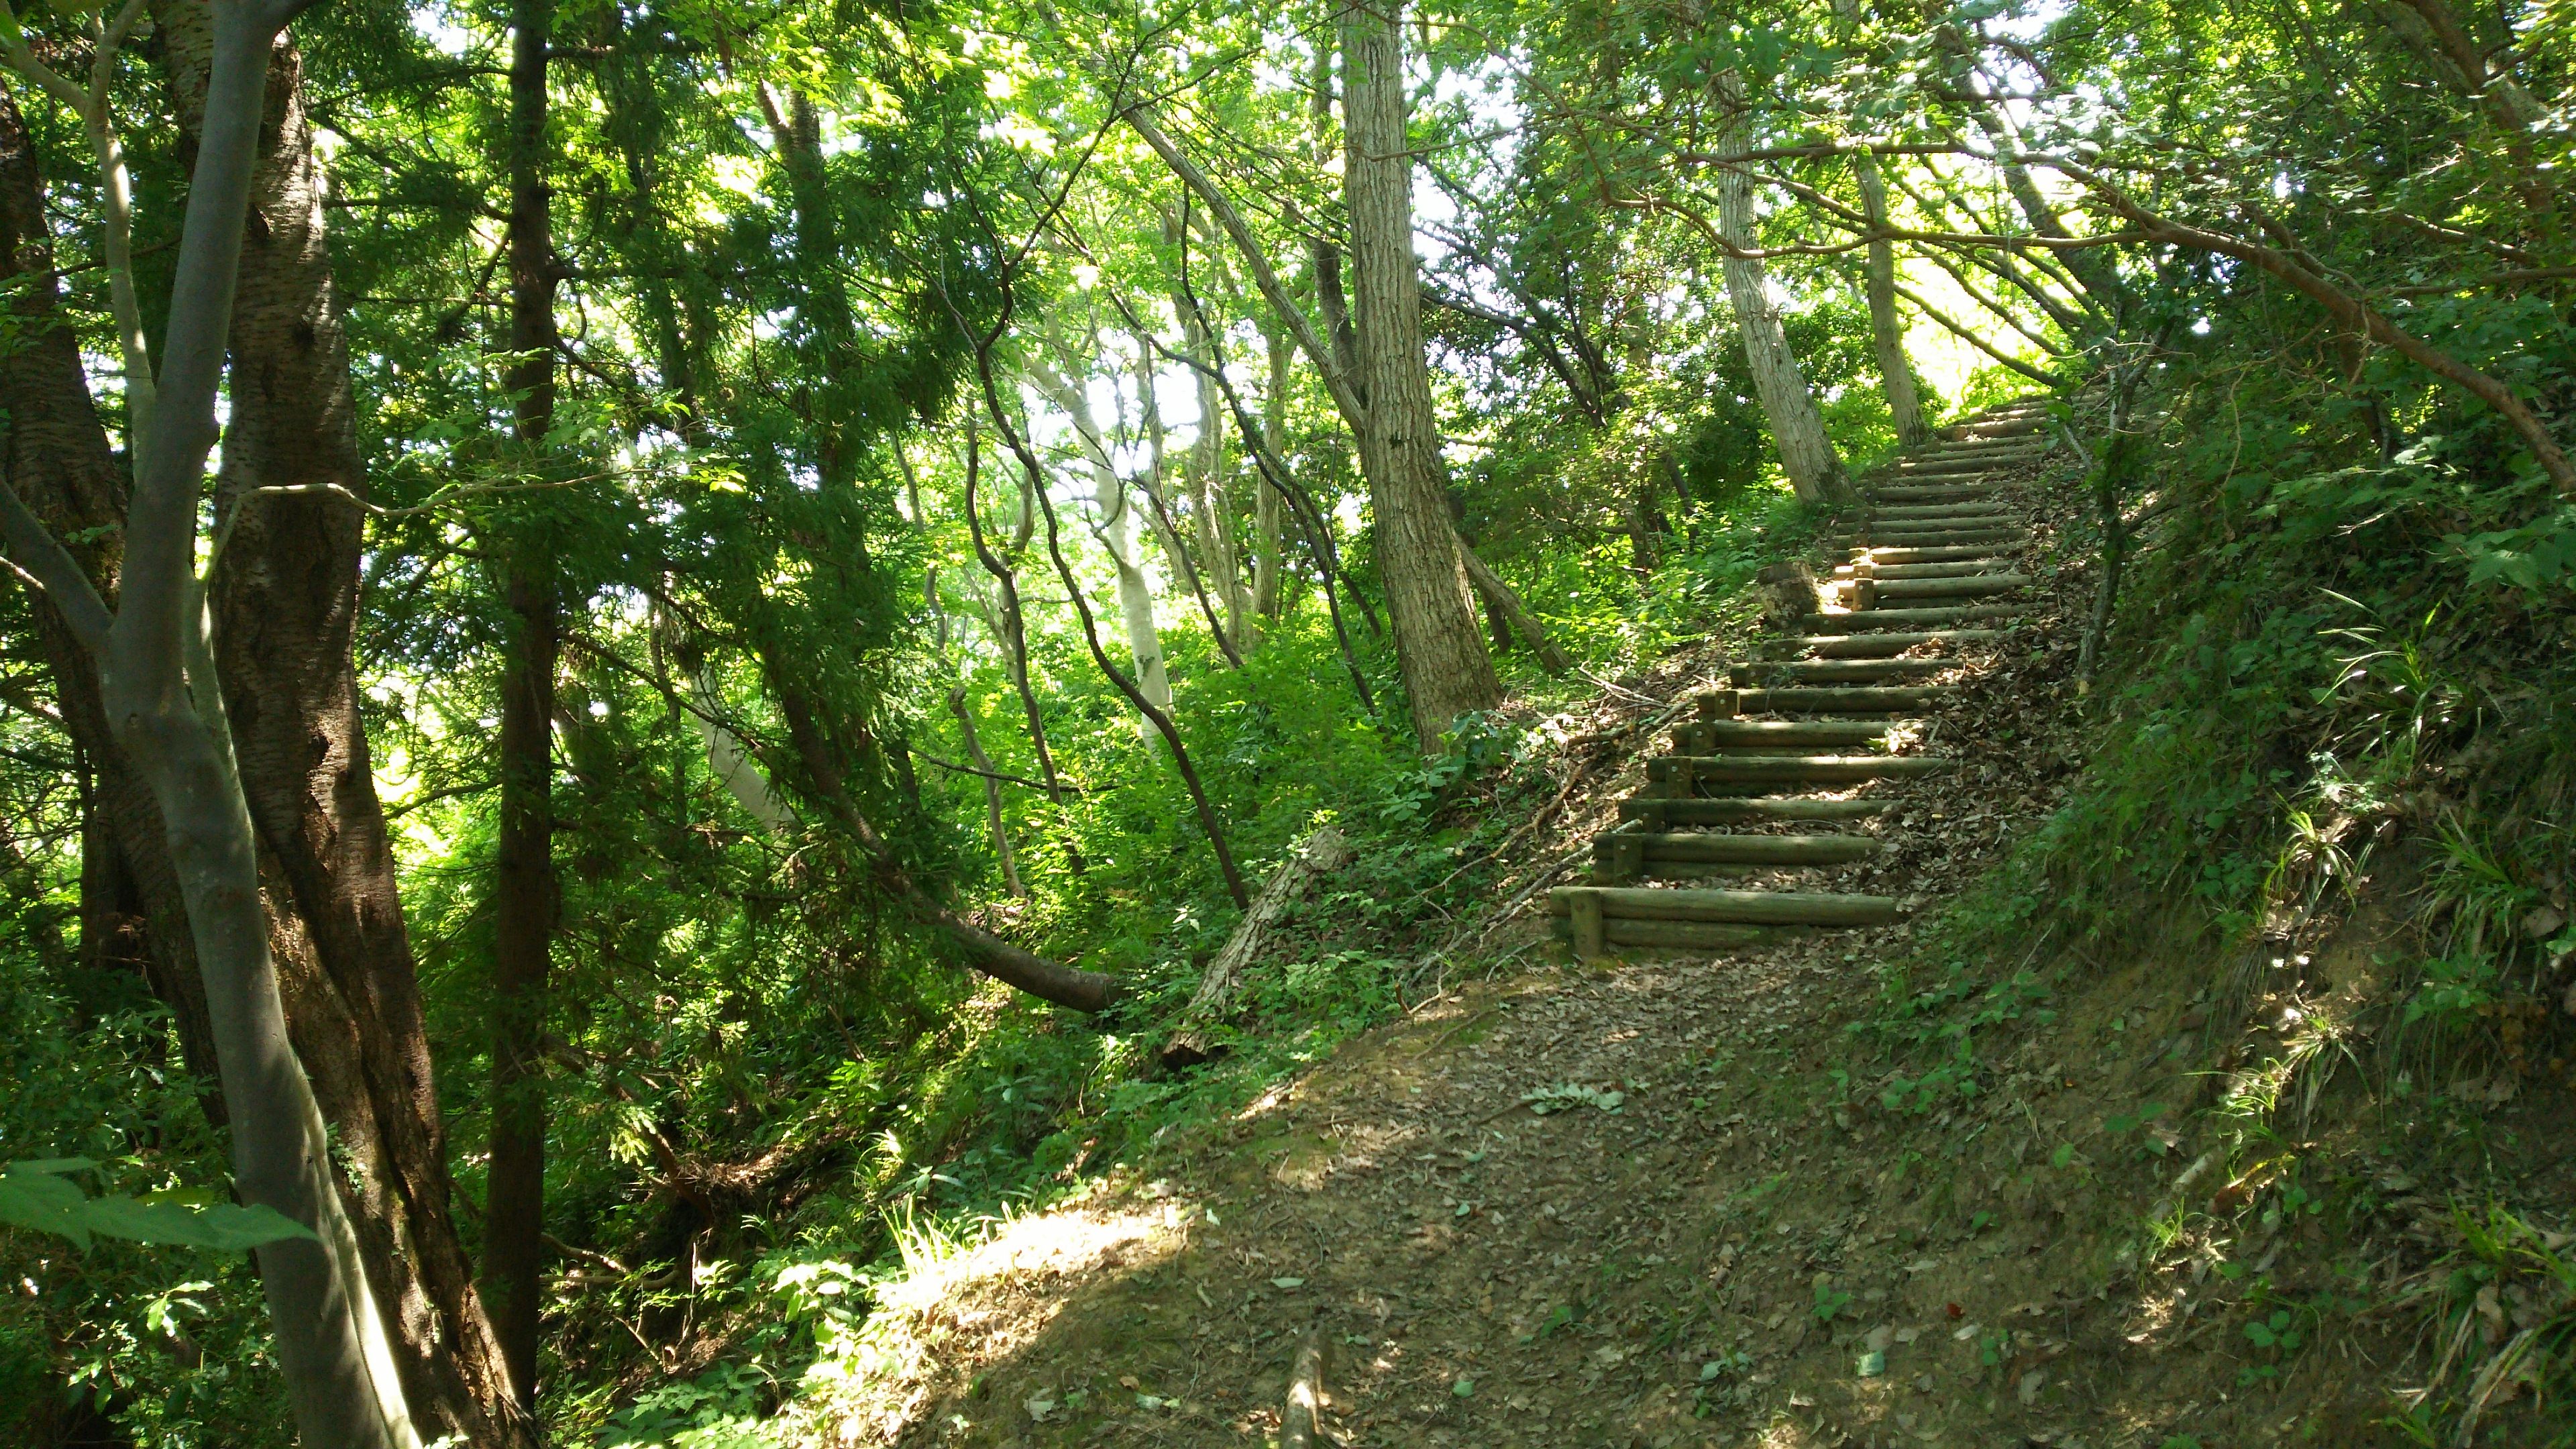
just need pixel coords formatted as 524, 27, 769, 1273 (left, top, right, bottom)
1618, 798, 1889, 826
1792, 629, 2006, 658
1649, 755, 1957, 786
1550, 885, 1900, 927
1597, 834, 1882, 867
1732, 661, 1953, 684
1872, 576, 2030, 602
1797, 606, 2023, 633
1834, 561, 2010, 580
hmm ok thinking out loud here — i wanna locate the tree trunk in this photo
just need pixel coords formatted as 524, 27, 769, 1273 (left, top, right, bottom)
947, 686, 1024, 897
1339, 0, 1501, 748
1713, 70, 1851, 506
1161, 826, 1350, 1068
1852, 150, 1928, 445
1, 86, 228, 1129
1456, 541, 1571, 676
1028, 356, 1171, 735
0, 0, 426, 1438
484, 0, 561, 1414
146, 3, 535, 1438
1249, 325, 1289, 625
1168, 258, 1251, 649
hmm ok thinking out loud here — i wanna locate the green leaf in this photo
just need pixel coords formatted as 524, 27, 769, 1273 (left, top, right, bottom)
83, 1197, 318, 1251
0, 1161, 315, 1252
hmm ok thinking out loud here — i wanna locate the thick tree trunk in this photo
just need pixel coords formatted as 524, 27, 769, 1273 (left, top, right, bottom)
1713, 71, 1850, 506
1338, 0, 1501, 748
1851, 150, 1928, 445
484, 0, 561, 1414
146, 4, 535, 1439
0, 1, 425, 1439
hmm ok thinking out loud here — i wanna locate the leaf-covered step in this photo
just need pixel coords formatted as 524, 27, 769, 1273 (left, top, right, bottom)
1832, 559, 2011, 580
1788, 629, 2008, 658
1731, 685, 1955, 712
1617, 796, 1888, 826
1647, 753, 1956, 788
1597, 831, 1882, 867
1671, 718, 1902, 754
1730, 658, 1953, 685
1549, 915, 1770, 955
1796, 604, 2022, 632
1548, 884, 1901, 926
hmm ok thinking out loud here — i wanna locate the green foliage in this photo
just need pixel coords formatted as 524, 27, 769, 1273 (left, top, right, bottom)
0, 1162, 314, 1253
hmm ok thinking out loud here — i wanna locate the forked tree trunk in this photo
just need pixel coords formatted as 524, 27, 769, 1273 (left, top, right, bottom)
1851, 151, 1928, 445
1029, 356, 1171, 735
1249, 325, 1289, 626
0, 89, 221, 1097
0, 0, 425, 1439
1713, 70, 1850, 506
484, 0, 561, 1413
150, 3, 533, 1438
1338, 0, 1501, 747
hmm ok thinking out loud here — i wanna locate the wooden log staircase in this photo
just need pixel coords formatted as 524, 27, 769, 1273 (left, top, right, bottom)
1552, 398, 2057, 957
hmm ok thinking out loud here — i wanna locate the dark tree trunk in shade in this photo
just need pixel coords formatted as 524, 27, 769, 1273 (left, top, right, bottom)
482, 0, 564, 1414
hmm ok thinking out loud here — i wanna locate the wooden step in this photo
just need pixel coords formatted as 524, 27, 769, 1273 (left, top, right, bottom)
1552, 915, 1770, 955
1597, 832, 1882, 869
1857, 529, 2029, 549
1873, 572, 2030, 602
1854, 544, 2020, 565
1944, 419, 2049, 441
1735, 684, 1953, 713
1674, 718, 1902, 752
1798, 604, 2022, 633
1833, 559, 2010, 580
1866, 483, 2006, 502
1550, 885, 1901, 926
1915, 436, 2053, 456
1619, 797, 1888, 827
1731, 657, 1953, 685
1894, 453, 2047, 476
1868, 501, 2016, 521
1792, 629, 2006, 659
1649, 754, 1956, 788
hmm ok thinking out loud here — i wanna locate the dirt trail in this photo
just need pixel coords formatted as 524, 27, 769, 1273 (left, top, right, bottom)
825, 413, 2447, 1448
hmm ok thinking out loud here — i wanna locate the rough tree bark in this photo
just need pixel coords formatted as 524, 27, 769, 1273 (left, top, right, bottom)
1713, 70, 1851, 506
0, 0, 423, 1439
1851, 149, 1928, 445
484, 0, 562, 1413
1337, 0, 1501, 747
150, 2, 535, 1438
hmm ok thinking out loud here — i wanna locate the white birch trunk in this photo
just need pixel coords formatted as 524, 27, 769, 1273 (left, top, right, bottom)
1713, 69, 1849, 506
688, 668, 796, 833
1028, 358, 1171, 738
1250, 325, 1288, 625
